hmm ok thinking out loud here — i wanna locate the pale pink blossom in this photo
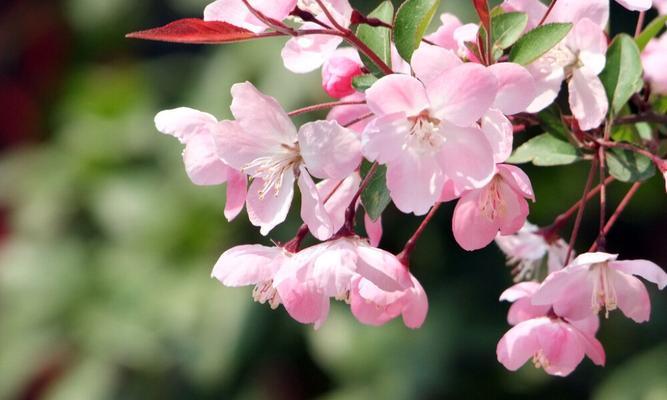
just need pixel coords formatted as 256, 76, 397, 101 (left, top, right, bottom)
532, 252, 667, 323
426, 14, 480, 61
212, 244, 290, 309
217, 82, 361, 238
321, 48, 363, 98
496, 222, 569, 281
526, 18, 609, 130
642, 34, 667, 95
273, 237, 425, 329
281, 0, 353, 73
500, 282, 552, 325
452, 164, 535, 251
501, 0, 547, 30
154, 107, 247, 221
361, 48, 498, 215
497, 315, 605, 376
204, 0, 297, 33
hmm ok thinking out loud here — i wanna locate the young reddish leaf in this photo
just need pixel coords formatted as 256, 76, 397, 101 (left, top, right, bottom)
126, 18, 282, 44
473, 0, 491, 32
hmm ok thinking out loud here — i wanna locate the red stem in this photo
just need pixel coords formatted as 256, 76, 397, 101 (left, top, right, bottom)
538, 0, 560, 26
589, 183, 642, 252
565, 158, 599, 264
339, 162, 379, 235
342, 112, 374, 128
635, 11, 646, 38
397, 203, 442, 266
287, 100, 366, 117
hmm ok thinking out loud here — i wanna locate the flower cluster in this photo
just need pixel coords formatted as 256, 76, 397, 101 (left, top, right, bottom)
130, 0, 667, 377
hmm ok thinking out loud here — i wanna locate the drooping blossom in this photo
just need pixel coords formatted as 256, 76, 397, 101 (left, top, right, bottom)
154, 107, 247, 221
273, 237, 428, 329
321, 48, 363, 98
281, 0, 354, 73
216, 82, 361, 239
204, 0, 297, 33
452, 164, 535, 251
497, 315, 605, 376
495, 222, 569, 281
525, 17, 609, 130
641, 33, 667, 95
532, 252, 667, 323
361, 46, 499, 215
498, 281, 605, 376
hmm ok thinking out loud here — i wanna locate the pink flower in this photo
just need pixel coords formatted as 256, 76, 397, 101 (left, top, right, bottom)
502, 0, 547, 30
361, 47, 499, 215
497, 315, 605, 376
500, 282, 552, 325
212, 244, 290, 309
452, 164, 535, 251
321, 48, 363, 98
217, 82, 361, 239
273, 237, 426, 329
655, 0, 667, 13
154, 107, 247, 221
526, 18, 609, 130
642, 34, 667, 95
615, 0, 653, 11
204, 0, 297, 33
281, 0, 354, 73
496, 222, 569, 281
532, 252, 667, 323
327, 92, 372, 133
426, 14, 480, 61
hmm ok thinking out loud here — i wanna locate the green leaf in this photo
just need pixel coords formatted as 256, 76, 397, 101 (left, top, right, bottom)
600, 34, 644, 115
507, 133, 582, 166
537, 104, 570, 141
636, 15, 667, 51
356, 1, 394, 75
611, 124, 642, 145
352, 74, 378, 91
361, 162, 391, 221
606, 148, 656, 182
394, 0, 441, 61
492, 12, 528, 50
509, 23, 572, 65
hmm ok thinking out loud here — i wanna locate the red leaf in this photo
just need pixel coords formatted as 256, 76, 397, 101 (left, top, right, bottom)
472, 0, 490, 32
126, 18, 283, 44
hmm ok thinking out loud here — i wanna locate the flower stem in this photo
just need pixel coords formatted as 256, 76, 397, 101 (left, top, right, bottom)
287, 100, 366, 117
538, 0, 560, 26
340, 162, 379, 235
565, 158, 599, 264
635, 11, 646, 38
398, 203, 442, 266
589, 182, 642, 252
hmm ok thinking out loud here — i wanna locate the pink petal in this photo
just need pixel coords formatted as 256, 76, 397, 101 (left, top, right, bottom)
230, 82, 297, 146
278, 279, 331, 328
350, 278, 404, 326
615, 0, 652, 11
317, 173, 361, 234
578, 330, 606, 366
508, 298, 551, 325
437, 123, 496, 192
497, 180, 530, 235
497, 317, 545, 371
321, 48, 363, 98
452, 190, 500, 251
361, 113, 412, 164
204, 0, 296, 33
299, 120, 362, 180
537, 320, 586, 377
502, 0, 548, 30
211, 244, 284, 286
427, 63, 498, 126
481, 110, 514, 164
386, 150, 444, 215
571, 252, 618, 267
154, 107, 218, 144
497, 164, 535, 201
611, 259, 667, 289
610, 269, 651, 323
281, 22, 344, 73
327, 92, 372, 133
224, 169, 248, 221
246, 167, 295, 236
525, 61, 565, 113
411, 44, 462, 86
500, 281, 541, 302
488, 63, 537, 115
534, 266, 598, 321
567, 18, 608, 75
364, 213, 383, 247
425, 13, 463, 50
298, 169, 334, 241
182, 133, 231, 186
401, 276, 429, 329
355, 243, 412, 291
365, 74, 430, 117
569, 67, 608, 131
569, 314, 600, 336
547, 0, 609, 28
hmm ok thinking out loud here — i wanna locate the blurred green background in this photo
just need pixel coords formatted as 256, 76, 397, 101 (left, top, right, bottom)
1, 0, 666, 399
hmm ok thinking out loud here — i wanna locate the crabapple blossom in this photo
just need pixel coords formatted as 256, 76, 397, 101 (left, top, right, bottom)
452, 164, 535, 251
321, 48, 363, 98
154, 107, 247, 221
532, 252, 667, 323
495, 222, 569, 281
362, 50, 499, 215
496, 315, 605, 376
641, 33, 667, 95
204, 0, 297, 33
500, 282, 551, 325
216, 82, 361, 239
327, 92, 372, 133
273, 237, 427, 329
426, 13, 480, 61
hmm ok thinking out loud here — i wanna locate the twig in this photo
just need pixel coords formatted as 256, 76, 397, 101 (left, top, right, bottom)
339, 162, 379, 235
565, 158, 599, 264
398, 203, 442, 266
635, 11, 646, 38
287, 100, 366, 117
538, 0, 560, 26
589, 183, 642, 252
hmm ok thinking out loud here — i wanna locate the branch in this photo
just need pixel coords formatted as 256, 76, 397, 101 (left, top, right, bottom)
339, 162, 379, 236
614, 111, 667, 126
538, 0, 560, 26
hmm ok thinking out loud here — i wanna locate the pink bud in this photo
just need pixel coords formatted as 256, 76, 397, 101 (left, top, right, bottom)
322, 55, 363, 98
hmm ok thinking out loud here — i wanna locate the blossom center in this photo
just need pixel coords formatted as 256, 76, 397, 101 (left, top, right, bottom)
243, 144, 302, 199
253, 280, 281, 309
407, 111, 443, 153
479, 176, 505, 221
591, 262, 618, 317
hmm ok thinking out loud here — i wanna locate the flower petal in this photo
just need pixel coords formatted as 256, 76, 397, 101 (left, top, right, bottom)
411, 44, 462, 86
299, 120, 362, 180
497, 164, 535, 201
204, 0, 296, 33
224, 169, 247, 221
155, 107, 219, 144
452, 190, 500, 251
298, 169, 334, 241
361, 113, 411, 164
481, 109, 514, 164
525, 61, 565, 113
437, 123, 496, 192
281, 23, 344, 73
386, 150, 444, 215
611, 259, 667, 289
364, 213, 383, 247
365, 74, 430, 117
615, 0, 652, 11
610, 269, 651, 323
497, 318, 545, 371
488, 63, 536, 115
211, 244, 284, 286
568, 18, 608, 75
246, 167, 295, 235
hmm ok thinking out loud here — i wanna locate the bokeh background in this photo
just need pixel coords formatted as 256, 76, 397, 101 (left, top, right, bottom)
1, 0, 666, 399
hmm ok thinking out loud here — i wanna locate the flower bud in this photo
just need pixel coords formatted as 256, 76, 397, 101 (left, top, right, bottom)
322, 54, 363, 98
